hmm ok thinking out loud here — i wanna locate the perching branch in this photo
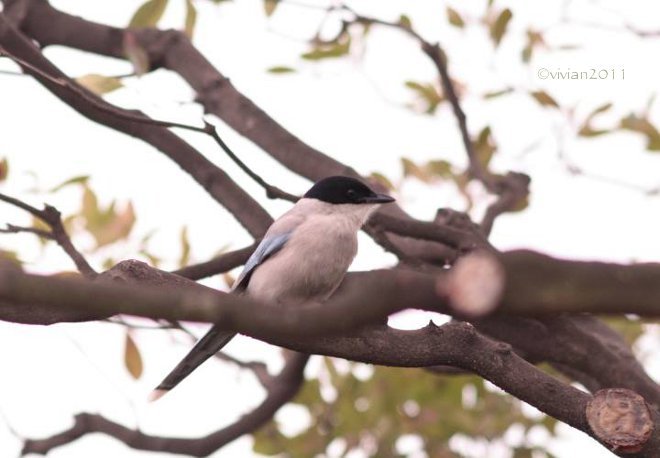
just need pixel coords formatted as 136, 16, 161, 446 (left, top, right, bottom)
21, 353, 310, 457
1, 2, 657, 456
17, 319, 660, 456
0, 192, 97, 278
3, 251, 660, 331
2, 255, 660, 454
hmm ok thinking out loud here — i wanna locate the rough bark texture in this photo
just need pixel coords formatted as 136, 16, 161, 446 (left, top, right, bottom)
0, 1, 658, 457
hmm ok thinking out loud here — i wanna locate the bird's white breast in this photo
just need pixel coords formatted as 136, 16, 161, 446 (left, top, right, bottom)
246, 199, 376, 306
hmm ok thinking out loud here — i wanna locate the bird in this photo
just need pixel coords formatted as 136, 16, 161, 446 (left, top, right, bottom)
149, 176, 395, 401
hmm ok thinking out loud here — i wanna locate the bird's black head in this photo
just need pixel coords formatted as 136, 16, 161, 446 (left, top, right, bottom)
304, 176, 395, 205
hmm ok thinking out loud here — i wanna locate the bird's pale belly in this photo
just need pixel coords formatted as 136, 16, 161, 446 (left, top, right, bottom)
246, 229, 357, 306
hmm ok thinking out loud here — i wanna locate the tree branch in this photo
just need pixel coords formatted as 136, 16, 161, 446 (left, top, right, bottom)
443, 250, 660, 318
3, 257, 660, 454
474, 316, 660, 409
172, 243, 256, 280
0, 11, 273, 239
0, 45, 298, 204
2, 0, 481, 264
337, 5, 531, 235
18, 319, 660, 456
2, 250, 660, 331
0, 192, 96, 278
21, 353, 310, 457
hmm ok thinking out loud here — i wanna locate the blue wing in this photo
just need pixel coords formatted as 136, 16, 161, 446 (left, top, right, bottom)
232, 232, 291, 291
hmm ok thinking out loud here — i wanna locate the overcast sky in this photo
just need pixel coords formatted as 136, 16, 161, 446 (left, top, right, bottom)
0, 1, 658, 457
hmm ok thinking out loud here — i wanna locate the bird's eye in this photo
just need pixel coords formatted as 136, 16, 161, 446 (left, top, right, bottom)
346, 189, 357, 200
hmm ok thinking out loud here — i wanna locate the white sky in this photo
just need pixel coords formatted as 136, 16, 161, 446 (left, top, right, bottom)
0, 0, 658, 457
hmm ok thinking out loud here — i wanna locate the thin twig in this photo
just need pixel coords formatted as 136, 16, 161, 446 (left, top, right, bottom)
21, 353, 310, 457
0, 224, 53, 239
0, 192, 97, 278
0, 46, 298, 203
330, 6, 530, 235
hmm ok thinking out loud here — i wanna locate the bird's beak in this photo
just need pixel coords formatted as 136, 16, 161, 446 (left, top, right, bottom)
361, 193, 395, 204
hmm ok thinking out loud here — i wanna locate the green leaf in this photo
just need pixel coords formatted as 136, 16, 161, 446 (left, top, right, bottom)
398, 14, 412, 29
401, 157, 430, 182
179, 226, 191, 267
522, 30, 543, 62
124, 332, 143, 379
530, 90, 559, 108
404, 80, 443, 114
75, 74, 123, 96
472, 126, 497, 170
484, 88, 513, 99
266, 66, 296, 74
301, 36, 351, 61
129, 0, 168, 28
184, 0, 197, 38
446, 7, 465, 28
577, 126, 610, 137
586, 103, 612, 121
620, 114, 660, 151
426, 160, 453, 178
578, 103, 612, 137
264, 0, 278, 17
31, 216, 52, 245
0, 157, 8, 182
49, 175, 90, 193
490, 8, 512, 47
648, 136, 660, 151
252, 422, 286, 455
82, 185, 136, 248
401, 159, 454, 183
522, 43, 533, 63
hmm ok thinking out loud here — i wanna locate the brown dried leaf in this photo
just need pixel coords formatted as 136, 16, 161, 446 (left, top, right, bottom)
124, 332, 143, 379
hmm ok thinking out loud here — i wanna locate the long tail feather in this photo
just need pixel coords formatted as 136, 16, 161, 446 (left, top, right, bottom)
149, 325, 236, 401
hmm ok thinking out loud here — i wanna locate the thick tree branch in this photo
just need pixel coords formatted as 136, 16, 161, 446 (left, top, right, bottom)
3, 250, 660, 331
443, 250, 660, 318
1, 3, 657, 456
21, 353, 310, 457
370, 213, 493, 253
18, 319, 660, 456
0, 262, 448, 334
2, 0, 477, 264
3, 257, 660, 454
474, 316, 660, 410
0, 192, 96, 278
0, 11, 273, 239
